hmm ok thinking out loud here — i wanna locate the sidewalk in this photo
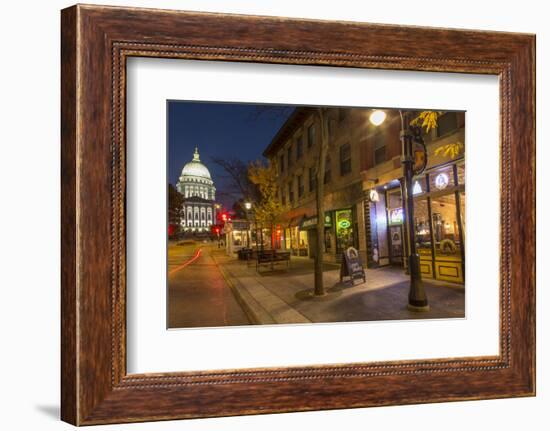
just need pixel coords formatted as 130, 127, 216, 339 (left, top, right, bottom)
211, 249, 465, 325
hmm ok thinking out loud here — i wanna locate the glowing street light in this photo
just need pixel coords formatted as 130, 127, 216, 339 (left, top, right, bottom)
244, 201, 252, 210
369, 109, 386, 126
370, 109, 429, 312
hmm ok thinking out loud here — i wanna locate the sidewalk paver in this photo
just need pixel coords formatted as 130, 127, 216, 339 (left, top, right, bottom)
212, 249, 465, 325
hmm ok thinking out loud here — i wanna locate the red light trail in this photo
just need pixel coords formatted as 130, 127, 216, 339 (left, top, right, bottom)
168, 247, 202, 276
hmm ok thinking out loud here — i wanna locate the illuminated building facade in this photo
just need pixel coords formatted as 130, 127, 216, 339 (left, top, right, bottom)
176, 147, 217, 233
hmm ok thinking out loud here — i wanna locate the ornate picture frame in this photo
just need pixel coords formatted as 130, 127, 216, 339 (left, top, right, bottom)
61, 4, 535, 425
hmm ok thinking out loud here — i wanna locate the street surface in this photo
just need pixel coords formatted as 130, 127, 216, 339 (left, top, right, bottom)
167, 241, 250, 328
167, 240, 465, 328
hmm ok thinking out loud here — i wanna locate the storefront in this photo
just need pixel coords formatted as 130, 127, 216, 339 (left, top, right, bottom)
299, 209, 358, 263
284, 218, 308, 256
366, 160, 465, 284
223, 220, 251, 256
298, 214, 332, 258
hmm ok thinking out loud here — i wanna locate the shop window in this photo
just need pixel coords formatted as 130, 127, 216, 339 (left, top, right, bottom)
414, 198, 432, 257
437, 112, 459, 137
309, 166, 316, 193
335, 209, 354, 254
307, 124, 316, 148
297, 175, 304, 198
296, 136, 303, 159
298, 230, 308, 252
373, 132, 386, 165
324, 156, 332, 184
340, 143, 352, 176
431, 193, 461, 258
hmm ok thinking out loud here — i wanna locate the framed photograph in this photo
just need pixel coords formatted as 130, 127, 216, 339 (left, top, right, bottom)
61, 4, 535, 425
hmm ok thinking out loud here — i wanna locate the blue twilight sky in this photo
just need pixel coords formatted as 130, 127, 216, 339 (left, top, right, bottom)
168, 101, 294, 209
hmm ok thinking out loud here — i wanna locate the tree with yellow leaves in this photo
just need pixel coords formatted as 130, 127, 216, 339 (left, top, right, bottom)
248, 160, 288, 254
410, 111, 464, 160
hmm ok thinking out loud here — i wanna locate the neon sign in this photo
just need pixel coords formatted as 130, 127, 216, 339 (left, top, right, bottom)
434, 173, 449, 190
338, 220, 351, 229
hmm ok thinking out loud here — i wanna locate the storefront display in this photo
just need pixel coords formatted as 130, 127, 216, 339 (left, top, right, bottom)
366, 160, 465, 284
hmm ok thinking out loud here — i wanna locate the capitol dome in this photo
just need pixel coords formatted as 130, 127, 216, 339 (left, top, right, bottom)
176, 147, 216, 201
180, 147, 212, 179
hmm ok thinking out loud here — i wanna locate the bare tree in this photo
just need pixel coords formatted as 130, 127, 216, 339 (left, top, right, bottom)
210, 157, 260, 202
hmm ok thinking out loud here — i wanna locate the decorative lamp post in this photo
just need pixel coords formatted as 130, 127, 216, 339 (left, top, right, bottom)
369, 109, 430, 311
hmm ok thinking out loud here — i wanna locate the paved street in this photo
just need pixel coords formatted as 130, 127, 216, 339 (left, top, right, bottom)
167, 241, 251, 328
167, 241, 465, 328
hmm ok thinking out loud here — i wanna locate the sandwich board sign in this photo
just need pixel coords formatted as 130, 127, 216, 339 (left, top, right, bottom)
340, 246, 366, 284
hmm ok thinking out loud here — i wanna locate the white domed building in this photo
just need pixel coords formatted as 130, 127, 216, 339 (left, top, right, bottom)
176, 147, 217, 233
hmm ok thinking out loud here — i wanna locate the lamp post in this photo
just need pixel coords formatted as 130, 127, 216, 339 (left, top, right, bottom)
369, 109, 429, 311
244, 201, 252, 249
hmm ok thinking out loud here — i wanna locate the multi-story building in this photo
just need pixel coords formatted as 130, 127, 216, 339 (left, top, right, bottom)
263, 107, 465, 284
263, 107, 368, 264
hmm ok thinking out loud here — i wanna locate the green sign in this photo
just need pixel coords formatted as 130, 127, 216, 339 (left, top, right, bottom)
299, 214, 332, 230
338, 220, 351, 229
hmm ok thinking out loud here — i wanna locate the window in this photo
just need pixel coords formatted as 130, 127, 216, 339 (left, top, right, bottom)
296, 136, 303, 159
324, 156, 331, 184
373, 132, 386, 165
437, 112, 459, 137
288, 181, 294, 204
308, 166, 316, 193
279, 154, 284, 173
287, 145, 292, 168
281, 190, 286, 206
297, 175, 304, 198
307, 124, 316, 148
340, 143, 352, 176
431, 193, 461, 258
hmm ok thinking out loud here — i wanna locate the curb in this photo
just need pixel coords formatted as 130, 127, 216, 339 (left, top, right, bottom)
211, 252, 275, 325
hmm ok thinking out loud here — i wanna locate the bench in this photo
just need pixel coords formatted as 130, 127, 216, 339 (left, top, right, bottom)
256, 250, 291, 271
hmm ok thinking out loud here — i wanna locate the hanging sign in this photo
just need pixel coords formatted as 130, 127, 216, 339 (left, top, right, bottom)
340, 246, 366, 284
411, 126, 427, 175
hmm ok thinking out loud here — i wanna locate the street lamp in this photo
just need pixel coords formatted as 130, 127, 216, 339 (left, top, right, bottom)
244, 201, 252, 250
369, 109, 386, 126
369, 109, 429, 311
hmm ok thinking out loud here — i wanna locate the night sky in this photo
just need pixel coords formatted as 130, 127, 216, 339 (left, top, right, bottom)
168, 101, 294, 209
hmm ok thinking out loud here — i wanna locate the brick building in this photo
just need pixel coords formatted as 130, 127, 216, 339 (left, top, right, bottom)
263, 107, 465, 284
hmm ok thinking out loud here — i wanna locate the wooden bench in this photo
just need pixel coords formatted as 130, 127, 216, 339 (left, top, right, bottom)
256, 250, 291, 271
